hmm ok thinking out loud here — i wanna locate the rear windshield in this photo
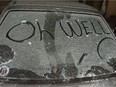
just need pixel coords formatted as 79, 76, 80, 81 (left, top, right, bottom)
0, 11, 116, 80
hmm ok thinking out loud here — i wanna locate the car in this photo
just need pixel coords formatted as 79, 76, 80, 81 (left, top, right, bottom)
0, 0, 116, 87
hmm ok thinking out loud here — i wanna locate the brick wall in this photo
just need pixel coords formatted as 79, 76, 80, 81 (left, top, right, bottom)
106, 1, 116, 17
0, 0, 11, 14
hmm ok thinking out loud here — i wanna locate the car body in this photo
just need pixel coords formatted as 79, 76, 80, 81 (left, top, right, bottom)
0, 0, 116, 87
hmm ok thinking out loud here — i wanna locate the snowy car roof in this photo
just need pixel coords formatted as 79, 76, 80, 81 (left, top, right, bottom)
3, 0, 99, 15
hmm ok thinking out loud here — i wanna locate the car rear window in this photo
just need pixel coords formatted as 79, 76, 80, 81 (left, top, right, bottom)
0, 11, 116, 79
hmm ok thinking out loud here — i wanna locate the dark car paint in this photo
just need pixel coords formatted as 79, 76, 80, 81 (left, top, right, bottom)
0, 77, 116, 87
0, 1, 116, 87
